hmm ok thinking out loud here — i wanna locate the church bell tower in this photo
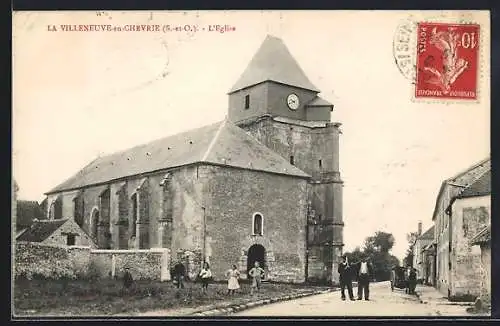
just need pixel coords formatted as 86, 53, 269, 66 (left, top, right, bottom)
228, 35, 344, 285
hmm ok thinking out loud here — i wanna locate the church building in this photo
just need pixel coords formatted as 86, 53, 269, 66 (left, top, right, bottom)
43, 35, 344, 284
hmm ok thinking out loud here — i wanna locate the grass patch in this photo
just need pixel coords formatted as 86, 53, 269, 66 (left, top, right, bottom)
14, 278, 331, 316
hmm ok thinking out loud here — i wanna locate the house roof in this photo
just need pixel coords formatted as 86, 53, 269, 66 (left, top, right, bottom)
306, 96, 333, 107
418, 225, 435, 240
47, 119, 310, 194
431, 156, 490, 221
16, 200, 44, 227
470, 225, 490, 245
458, 170, 491, 198
229, 35, 320, 93
16, 219, 69, 242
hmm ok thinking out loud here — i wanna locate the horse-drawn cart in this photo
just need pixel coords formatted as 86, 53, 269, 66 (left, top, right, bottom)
390, 266, 407, 291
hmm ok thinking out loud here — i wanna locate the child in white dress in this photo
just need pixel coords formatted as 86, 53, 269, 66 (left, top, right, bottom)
226, 264, 240, 295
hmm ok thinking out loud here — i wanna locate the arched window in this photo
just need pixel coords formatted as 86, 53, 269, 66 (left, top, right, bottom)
131, 193, 138, 238
90, 207, 99, 239
252, 213, 263, 236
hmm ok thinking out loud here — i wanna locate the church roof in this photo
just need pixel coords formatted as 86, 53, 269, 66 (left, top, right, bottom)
16, 219, 69, 242
229, 35, 320, 93
47, 120, 310, 194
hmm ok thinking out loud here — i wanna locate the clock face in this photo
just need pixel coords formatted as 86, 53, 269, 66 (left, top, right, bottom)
287, 94, 300, 110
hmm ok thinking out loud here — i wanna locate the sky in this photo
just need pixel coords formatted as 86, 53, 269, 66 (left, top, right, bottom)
12, 11, 490, 261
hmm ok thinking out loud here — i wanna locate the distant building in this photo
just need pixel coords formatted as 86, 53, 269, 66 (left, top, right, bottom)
432, 157, 490, 298
16, 218, 96, 247
422, 242, 437, 286
470, 224, 491, 306
412, 224, 435, 283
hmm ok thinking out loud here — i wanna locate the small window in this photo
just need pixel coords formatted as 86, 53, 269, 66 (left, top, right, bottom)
319, 159, 322, 168
290, 155, 294, 165
252, 213, 263, 236
67, 234, 76, 246
244, 95, 250, 109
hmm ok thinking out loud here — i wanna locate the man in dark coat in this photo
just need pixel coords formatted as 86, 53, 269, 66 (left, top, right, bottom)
353, 255, 374, 301
338, 255, 355, 301
173, 261, 186, 289
123, 267, 134, 290
408, 267, 417, 295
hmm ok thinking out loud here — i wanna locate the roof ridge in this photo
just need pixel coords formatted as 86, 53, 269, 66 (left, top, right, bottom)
201, 119, 227, 161
447, 156, 490, 182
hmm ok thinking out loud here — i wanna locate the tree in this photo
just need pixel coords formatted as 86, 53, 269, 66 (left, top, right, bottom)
402, 231, 419, 267
364, 231, 395, 253
344, 231, 400, 282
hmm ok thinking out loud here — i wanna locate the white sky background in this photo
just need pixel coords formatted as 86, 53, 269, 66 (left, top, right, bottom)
12, 11, 490, 261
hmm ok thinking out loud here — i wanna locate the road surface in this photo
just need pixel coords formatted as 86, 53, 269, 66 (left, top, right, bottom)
230, 281, 472, 317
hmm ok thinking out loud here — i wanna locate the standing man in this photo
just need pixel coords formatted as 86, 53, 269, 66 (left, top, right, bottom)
354, 255, 373, 301
173, 260, 186, 289
338, 255, 355, 301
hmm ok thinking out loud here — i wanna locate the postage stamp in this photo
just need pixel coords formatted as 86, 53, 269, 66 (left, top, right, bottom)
415, 23, 480, 100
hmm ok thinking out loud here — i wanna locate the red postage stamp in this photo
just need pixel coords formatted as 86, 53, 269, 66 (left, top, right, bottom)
415, 22, 480, 100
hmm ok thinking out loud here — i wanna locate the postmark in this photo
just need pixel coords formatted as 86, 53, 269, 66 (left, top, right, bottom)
414, 22, 480, 100
393, 19, 418, 83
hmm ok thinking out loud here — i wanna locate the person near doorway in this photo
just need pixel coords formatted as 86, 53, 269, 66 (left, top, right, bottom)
248, 261, 265, 295
226, 264, 241, 295
354, 255, 373, 301
173, 261, 186, 289
338, 255, 355, 301
199, 262, 212, 293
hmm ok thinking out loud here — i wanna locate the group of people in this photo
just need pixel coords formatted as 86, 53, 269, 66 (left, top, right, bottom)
337, 254, 374, 301
169, 260, 266, 295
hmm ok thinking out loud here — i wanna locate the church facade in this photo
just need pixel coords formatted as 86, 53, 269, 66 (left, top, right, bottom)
43, 35, 344, 284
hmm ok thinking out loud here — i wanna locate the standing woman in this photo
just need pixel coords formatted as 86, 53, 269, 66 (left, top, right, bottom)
199, 262, 212, 293
226, 264, 240, 295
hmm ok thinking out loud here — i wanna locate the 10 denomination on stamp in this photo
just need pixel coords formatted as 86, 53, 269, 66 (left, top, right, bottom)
415, 23, 479, 100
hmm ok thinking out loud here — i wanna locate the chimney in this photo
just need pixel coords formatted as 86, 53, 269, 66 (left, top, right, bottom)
418, 221, 422, 236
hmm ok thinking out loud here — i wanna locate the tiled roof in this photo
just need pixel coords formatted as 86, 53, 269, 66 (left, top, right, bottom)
418, 225, 435, 240
470, 225, 490, 245
459, 170, 491, 198
47, 119, 310, 194
16, 219, 68, 242
306, 96, 333, 107
16, 200, 44, 228
229, 35, 320, 93
432, 156, 490, 221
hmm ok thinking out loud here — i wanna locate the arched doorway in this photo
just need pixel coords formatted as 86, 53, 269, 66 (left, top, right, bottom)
247, 244, 266, 275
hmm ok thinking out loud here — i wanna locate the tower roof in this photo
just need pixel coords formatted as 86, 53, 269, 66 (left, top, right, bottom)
229, 35, 320, 93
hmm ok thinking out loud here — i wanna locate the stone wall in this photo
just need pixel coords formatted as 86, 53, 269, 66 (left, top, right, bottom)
450, 195, 490, 298
479, 244, 491, 304
240, 116, 343, 284
201, 165, 308, 283
14, 242, 170, 281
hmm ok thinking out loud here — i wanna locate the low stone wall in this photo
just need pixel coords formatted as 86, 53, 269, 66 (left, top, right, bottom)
14, 242, 170, 281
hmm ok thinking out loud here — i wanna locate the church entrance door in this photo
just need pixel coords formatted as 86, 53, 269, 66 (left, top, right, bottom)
247, 244, 266, 275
